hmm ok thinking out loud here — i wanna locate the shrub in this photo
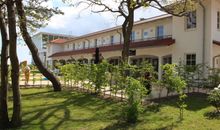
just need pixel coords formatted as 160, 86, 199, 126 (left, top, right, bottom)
208, 88, 220, 113
162, 64, 187, 120
124, 77, 147, 123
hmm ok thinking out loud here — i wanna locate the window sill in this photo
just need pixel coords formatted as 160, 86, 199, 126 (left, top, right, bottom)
185, 28, 197, 32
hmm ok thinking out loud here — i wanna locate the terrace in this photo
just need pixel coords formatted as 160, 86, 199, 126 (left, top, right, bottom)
50, 35, 175, 58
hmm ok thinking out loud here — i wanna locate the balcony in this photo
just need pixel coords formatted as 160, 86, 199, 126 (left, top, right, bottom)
50, 35, 175, 58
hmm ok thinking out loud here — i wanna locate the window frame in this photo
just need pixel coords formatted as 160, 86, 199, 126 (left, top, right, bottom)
156, 25, 164, 39
143, 31, 148, 39
185, 54, 196, 66
94, 39, 98, 47
110, 35, 114, 44
72, 43, 75, 50
130, 31, 136, 41
185, 11, 197, 30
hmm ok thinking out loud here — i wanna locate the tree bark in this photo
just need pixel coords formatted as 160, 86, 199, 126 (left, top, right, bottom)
7, 0, 22, 127
0, 9, 10, 129
16, 0, 61, 91
121, 2, 134, 64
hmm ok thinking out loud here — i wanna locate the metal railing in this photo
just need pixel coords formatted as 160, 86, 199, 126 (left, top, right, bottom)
73, 35, 173, 51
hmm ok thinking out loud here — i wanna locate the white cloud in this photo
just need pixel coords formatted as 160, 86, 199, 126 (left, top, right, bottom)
40, 3, 165, 36
19, 1, 165, 64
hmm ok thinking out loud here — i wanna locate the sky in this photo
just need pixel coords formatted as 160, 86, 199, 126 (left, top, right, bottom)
13, 0, 165, 64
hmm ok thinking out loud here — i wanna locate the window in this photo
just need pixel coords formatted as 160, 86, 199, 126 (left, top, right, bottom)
186, 11, 197, 29
72, 44, 75, 50
186, 54, 196, 66
49, 35, 53, 42
101, 38, 105, 45
83, 41, 86, 49
42, 34, 49, 42
143, 31, 148, 39
163, 56, 172, 65
42, 43, 47, 49
156, 25, 164, 39
67, 44, 70, 49
110, 35, 114, 44
130, 31, 135, 41
94, 39, 98, 47
54, 36, 59, 40
217, 11, 220, 29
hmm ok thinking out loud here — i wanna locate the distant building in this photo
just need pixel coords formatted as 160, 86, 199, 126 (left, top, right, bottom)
31, 32, 74, 66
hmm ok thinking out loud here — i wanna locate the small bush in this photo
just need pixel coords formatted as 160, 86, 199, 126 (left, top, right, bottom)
125, 102, 139, 123
208, 89, 220, 113
124, 77, 147, 123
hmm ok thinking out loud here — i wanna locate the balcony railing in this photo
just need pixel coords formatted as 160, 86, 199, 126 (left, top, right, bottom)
50, 35, 174, 58
74, 35, 173, 51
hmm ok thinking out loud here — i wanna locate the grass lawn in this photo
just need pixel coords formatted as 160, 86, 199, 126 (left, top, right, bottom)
8, 88, 220, 130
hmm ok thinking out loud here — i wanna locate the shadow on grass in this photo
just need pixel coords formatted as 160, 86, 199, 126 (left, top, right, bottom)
204, 111, 220, 120
153, 93, 210, 112
21, 90, 122, 130
101, 121, 136, 130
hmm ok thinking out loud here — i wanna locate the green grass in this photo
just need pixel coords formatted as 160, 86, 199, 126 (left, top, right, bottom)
8, 88, 220, 130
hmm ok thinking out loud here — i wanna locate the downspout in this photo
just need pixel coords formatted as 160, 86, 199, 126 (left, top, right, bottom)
199, 1, 206, 72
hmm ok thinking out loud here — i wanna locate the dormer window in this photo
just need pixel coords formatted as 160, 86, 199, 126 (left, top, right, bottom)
186, 11, 197, 29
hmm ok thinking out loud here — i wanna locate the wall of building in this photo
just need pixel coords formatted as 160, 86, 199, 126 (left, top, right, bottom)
171, 1, 212, 66
49, 0, 220, 70
59, 17, 172, 52
212, 0, 220, 41
32, 34, 42, 51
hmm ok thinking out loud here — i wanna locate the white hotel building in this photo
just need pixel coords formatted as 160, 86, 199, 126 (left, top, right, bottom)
43, 0, 220, 78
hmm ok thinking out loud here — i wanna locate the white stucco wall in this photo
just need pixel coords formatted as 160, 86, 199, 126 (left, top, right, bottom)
172, 1, 213, 67
32, 34, 43, 51
59, 17, 172, 52
212, 0, 220, 41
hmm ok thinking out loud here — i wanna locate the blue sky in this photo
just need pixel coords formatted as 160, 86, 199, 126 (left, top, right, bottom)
16, 1, 164, 64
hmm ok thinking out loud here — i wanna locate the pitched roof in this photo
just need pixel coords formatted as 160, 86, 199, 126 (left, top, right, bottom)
50, 39, 69, 44
32, 32, 75, 38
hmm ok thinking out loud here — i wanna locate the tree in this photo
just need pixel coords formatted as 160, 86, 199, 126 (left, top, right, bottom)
67, 0, 198, 63
16, 0, 62, 91
0, 6, 10, 129
7, 0, 22, 127
162, 64, 187, 120
0, 0, 64, 128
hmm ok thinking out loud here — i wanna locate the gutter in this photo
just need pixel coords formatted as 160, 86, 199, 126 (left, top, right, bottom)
199, 1, 206, 72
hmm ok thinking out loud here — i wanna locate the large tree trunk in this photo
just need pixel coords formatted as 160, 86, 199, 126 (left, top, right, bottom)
0, 10, 10, 129
16, 0, 61, 91
7, 0, 22, 127
121, 4, 134, 64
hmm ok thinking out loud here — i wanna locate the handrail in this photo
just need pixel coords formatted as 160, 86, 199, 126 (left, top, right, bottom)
73, 35, 172, 51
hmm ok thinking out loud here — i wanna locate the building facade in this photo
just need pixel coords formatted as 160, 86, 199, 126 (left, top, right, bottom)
32, 32, 74, 66
48, 0, 220, 79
